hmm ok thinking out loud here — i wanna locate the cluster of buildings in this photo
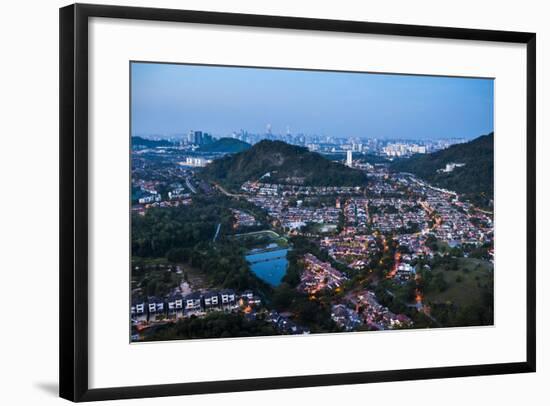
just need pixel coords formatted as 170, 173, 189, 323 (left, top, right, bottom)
279, 206, 341, 231
241, 182, 366, 233
382, 142, 427, 157
246, 196, 285, 219
241, 163, 492, 257
132, 287, 315, 338
370, 172, 493, 249
401, 206, 431, 231
231, 209, 259, 229
393, 262, 416, 282
132, 198, 192, 216
246, 195, 341, 231
132, 153, 197, 214
344, 198, 369, 229
241, 181, 362, 197
298, 253, 347, 294
366, 173, 400, 195
331, 290, 413, 332
422, 188, 493, 246
240, 166, 492, 286
184, 130, 214, 146
370, 212, 404, 233
266, 311, 310, 335
321, 234, 379, 270
331, 304, 362, 331
213, 127, 465, 157
396, 233, 433, 258
166, 186, 185, 200
131, 289, 261, 323
180, 156, 213, 167
133, 179, 162, 204
137, 191, 162, 205
132, 180, 193, 215
368, 198, 429, 234
130, 137, 493, 338
350, 290, 413, 330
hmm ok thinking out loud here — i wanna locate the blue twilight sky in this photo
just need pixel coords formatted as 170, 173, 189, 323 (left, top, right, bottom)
131, 62, 494, 140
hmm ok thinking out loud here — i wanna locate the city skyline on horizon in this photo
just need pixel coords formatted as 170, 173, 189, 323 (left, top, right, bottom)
133, 127, 485, 143
131, 62, 494, 141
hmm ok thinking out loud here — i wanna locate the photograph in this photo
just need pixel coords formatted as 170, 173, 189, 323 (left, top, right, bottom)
0, 0, 542, 403
130, 62, 495, 342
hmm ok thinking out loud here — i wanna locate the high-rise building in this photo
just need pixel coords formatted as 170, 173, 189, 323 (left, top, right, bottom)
346, 150, 353, 167
187, 130, 195, 144
194, 131, 203, 145
202, 133, 213, 145
186, 130, 206, 145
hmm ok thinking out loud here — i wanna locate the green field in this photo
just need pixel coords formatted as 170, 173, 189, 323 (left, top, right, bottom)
424, 257, 493, 307
232, 230, 288, 250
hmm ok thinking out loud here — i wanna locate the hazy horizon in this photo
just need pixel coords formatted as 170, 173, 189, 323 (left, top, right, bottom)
131, 62, 494, 141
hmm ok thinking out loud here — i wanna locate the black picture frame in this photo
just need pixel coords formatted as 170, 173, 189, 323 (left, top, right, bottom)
59, 3, 536, 402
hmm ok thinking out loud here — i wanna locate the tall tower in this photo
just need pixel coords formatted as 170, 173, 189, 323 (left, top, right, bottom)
346, 150, 353, 167
194, 131, 203, 145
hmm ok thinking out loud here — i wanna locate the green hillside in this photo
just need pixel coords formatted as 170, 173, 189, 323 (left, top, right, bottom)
391, 133, 494, 206
201, 140, 365, 190
131, 136, 174, 148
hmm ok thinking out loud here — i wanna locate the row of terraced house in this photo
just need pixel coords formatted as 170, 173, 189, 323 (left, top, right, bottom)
131, 289, 261, 321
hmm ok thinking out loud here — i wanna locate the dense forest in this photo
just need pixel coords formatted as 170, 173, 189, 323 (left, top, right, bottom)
131, 136, 174, 148
390, 133, 494, 207
145, 313, 278, 340
200, 140, 366, 190
132, 199, 232, 257
132, 196, 272, 294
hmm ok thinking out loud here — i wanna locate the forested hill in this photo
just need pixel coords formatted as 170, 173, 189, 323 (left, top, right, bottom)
131, 136, 174, 148
198, 138, 251, 153
391, 133, 494, 204
201, 140, 365, 190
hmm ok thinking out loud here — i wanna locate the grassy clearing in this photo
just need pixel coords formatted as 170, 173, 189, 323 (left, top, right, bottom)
424, 257, 493, 307
232, 229, 288, 250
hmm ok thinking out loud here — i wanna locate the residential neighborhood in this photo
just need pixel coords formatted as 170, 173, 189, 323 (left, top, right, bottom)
129, 62, 494, 342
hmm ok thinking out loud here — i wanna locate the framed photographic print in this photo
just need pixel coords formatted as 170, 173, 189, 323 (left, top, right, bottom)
59, 3, 536, 402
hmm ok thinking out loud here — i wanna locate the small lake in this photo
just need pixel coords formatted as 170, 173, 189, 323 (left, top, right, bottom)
245, 248, 289, 286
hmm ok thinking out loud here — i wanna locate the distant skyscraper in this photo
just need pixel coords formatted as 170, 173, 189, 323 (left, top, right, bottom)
194, 131, 203, 145
346, 150, 353, 167
186, 130, 195, 144
186, 130, 209, 145
202, 132, 213, 145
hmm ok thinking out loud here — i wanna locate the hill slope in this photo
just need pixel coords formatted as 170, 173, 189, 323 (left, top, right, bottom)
131, 136, 173, 148
201, 140, 365, 190
198, 138, 251, 153
391, 133, 494, 203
